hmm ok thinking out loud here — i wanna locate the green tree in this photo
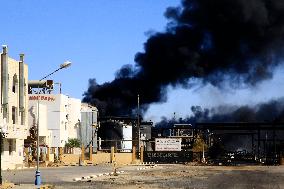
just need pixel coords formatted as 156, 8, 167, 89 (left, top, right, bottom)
192, 134, 208, 152
65, 138, 81, 148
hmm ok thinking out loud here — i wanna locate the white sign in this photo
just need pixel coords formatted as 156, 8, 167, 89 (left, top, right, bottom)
155, 138, 181, 151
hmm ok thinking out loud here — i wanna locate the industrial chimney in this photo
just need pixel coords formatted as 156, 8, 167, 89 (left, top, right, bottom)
1, 45, 9, 120
19, 53, 25, 124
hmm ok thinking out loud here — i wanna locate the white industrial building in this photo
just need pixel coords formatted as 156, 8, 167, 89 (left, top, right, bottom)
28, 93, 82, 147
28, 90, 98, 152
0, 46, 29, 170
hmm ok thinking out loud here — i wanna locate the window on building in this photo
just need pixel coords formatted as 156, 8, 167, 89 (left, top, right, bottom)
12, 74, 18, 93
12, 106, 17, 124
8, 139, 15, 155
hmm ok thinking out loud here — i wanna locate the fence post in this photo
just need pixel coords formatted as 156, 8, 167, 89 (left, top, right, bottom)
81, 144, 85, 162
98, 137, 101, 150
89, 144, 93, 162
110, 146, 115, 163
140, 145, 144, 163
46, 147, 50, 162
59, 147, 63, 162
132, 146, 136, 163
24, 147, 29, 164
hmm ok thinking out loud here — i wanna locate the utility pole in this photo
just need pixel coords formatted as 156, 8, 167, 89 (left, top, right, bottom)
137, 94, 140, 152
91, 110, 94, 147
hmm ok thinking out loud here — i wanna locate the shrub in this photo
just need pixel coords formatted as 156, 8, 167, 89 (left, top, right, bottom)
65, 138, 81, 148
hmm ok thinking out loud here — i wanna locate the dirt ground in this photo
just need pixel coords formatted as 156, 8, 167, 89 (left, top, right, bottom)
51, 164, 284, 189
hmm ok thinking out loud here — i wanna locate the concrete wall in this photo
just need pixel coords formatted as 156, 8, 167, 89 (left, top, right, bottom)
114, 153, 133, 165
2, 138, 25, 170
92, 153, 111, 164
91, 153, 133, 165
61, 154, 80, 164
60, 152, 133, 165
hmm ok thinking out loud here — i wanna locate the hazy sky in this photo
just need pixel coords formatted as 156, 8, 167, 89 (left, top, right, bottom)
1, 0, 284, 122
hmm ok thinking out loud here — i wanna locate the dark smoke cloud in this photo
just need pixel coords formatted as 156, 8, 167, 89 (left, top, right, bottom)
83, 0, 284, 116
155, 98, 284, 128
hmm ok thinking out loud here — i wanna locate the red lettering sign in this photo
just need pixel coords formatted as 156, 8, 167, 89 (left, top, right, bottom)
29, 96, 55, 101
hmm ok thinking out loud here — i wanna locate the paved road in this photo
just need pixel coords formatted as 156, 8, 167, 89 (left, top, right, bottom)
3, 164, 117, 184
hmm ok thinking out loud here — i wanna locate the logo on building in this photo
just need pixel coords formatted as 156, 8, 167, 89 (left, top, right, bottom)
29, 96, 55, 101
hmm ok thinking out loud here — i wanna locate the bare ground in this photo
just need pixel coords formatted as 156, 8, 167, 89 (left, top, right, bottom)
51, 164, 284, 189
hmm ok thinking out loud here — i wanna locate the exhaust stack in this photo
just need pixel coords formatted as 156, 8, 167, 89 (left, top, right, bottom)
1, 45, 9, 120
19, 53, 25, 124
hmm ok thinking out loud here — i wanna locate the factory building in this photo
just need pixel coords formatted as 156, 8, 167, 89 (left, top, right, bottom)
27, 79, 98, 151
97, 117, 152, 152
28, 93, 81, 147
0, 46, 29, 170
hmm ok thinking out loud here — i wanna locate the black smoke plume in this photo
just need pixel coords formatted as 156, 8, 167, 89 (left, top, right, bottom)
83, 0, 284, 116
156, 97, 284, 128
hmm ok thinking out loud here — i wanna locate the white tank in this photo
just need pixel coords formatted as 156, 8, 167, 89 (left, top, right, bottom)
121, 125, 132, 152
